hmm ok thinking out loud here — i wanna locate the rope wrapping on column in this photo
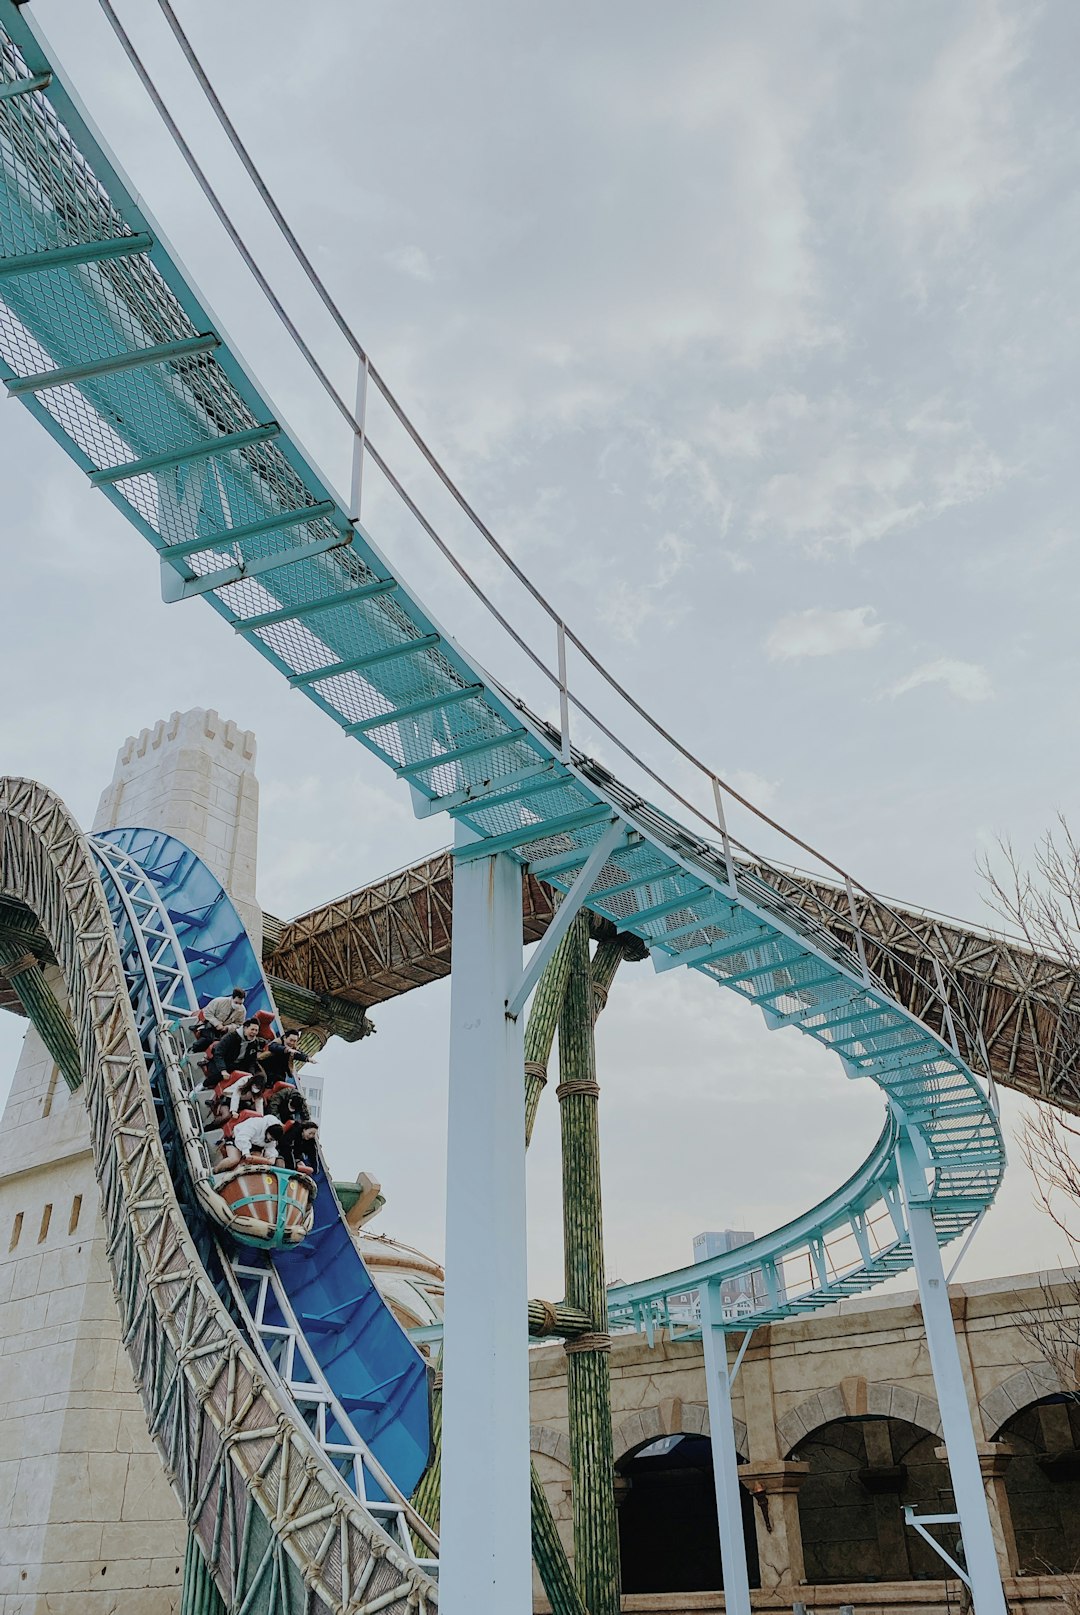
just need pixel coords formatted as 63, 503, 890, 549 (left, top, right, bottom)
563, 1332, 612, 1356
556, 1078, 600, 1101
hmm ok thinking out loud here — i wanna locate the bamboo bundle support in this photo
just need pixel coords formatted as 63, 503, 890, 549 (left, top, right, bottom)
523, 925, 576, 1144
558, 913, 620, 1615
532, 1464, 589, 1615
180, 1531, 226, 1615
411, 1353, 443, 1541
0, 936, 81, 1089
528, 1299, 591, 1338
589, 936, 625, 1020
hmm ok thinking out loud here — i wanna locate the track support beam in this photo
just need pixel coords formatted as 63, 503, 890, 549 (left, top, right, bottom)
896, 1128, 1006, 1615
91, 424, 279, 486
506, 815, 624, 1021
700, 1284, 752, 1615
440, 828, 531, 1614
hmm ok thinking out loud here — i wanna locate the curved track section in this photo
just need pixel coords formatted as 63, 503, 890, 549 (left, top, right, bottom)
91, 826, 433, 1498
0, 0, 1004, 1336
0, 778, 438, 1613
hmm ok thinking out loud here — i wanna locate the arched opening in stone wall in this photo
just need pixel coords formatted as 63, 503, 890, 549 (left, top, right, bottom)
997, 1394, 1080, 1573
790, 1415, 952, 1583
616, 1434, 760, 1595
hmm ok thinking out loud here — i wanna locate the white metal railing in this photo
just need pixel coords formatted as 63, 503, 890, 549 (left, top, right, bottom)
227, 1259, 438, 1571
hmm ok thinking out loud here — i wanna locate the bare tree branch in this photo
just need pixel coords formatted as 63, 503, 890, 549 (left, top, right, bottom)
983, 827, 1080, 1392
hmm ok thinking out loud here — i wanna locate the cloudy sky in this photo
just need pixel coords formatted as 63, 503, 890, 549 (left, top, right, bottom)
2, 0, 1079, 1298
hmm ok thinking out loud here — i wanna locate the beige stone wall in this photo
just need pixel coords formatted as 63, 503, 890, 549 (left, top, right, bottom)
0, 1011, 186, 1613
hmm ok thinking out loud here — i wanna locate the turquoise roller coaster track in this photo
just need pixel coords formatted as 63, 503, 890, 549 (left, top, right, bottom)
0, 3, 1003, 1607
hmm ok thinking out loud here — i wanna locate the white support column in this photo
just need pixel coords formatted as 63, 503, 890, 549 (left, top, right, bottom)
700, 1280, 752, 1615
897, 1129, 1006, 1615
440, 832, 531, 1615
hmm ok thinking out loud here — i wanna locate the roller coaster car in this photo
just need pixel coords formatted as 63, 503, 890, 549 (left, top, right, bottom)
213, 1162, 315, 1249
158, 1025, 316, 1250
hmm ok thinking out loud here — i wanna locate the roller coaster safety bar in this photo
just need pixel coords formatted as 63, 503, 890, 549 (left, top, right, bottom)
0, 7, 1005, 1610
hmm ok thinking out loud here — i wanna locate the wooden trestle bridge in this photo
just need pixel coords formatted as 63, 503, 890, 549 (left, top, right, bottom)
7, 850, 1074, 1112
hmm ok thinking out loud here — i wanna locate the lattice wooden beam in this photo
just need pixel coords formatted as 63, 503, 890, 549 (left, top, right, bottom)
9, 847, 1077, 1112
261, 858, 1080, 1113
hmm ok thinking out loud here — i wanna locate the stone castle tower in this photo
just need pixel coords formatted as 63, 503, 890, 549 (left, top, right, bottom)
0, 711, 259, 1613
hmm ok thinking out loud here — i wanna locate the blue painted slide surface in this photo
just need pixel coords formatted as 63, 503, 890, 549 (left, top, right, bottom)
96, 825, 433, 1498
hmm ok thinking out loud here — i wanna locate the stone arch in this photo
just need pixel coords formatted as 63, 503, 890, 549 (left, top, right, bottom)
777, 1377, 942, 1456
979, 1362, 1064, 1439
612, 1397, 748, 1464
531, 1423, 572, 1469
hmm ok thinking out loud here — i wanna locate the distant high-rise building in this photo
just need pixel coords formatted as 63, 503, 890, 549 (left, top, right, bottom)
693, 1228, 758, 1309
692, 1227, 787, 1313
299, 1066, 325, 1124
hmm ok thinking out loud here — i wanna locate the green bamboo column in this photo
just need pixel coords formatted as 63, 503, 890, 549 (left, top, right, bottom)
525, 927, 593, 1615
0, 937, 82, 1090
558, 913, 620, 1615
532, 1464, 589, 1615
589, 936, 625, 1024
180, 1531, 226, 1615
411, 1350, 443, 1547
523, 925, 576, 1145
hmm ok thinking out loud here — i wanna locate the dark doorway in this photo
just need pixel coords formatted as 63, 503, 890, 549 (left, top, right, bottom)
792, 1415, 952, 1583
617, 1433, 760, 1594
998, 1394, 1080, 1573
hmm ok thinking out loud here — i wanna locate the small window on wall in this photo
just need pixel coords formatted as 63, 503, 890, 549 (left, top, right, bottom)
37, 1203, 52, 1243
41, 1064, 60, 1118
8, 1211, 23, 1251
68, 1194, 82, 1234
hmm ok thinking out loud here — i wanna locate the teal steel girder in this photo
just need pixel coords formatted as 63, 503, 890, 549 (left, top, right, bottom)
90, 424, 282, 486
5, 331, 218, 394
0, 231, 151, 277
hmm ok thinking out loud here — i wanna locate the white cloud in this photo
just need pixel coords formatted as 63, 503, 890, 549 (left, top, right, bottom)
765, 606, 883, 662
385, 244, 436, 282
599, 531, 694, 643
887, 658, 993, 703
702, 390, 811, 460
893, 5, 1028, 267
748, 402, 1006, 554
726, 769, 779, 811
